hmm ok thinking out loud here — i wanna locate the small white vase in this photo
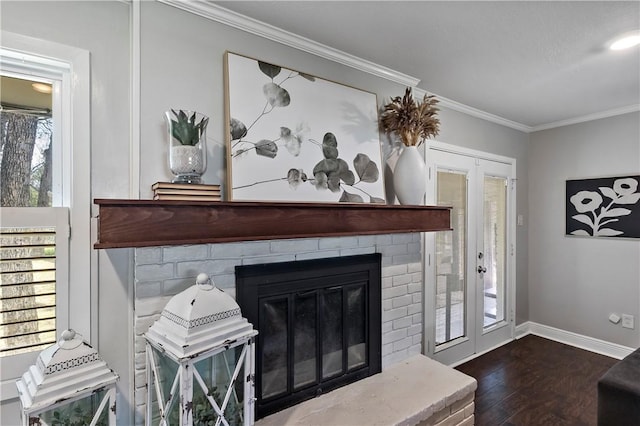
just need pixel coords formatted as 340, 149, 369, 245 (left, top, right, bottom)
394, 145, 426, 205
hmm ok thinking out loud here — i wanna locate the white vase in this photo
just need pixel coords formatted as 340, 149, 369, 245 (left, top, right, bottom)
394, 145, 426, 205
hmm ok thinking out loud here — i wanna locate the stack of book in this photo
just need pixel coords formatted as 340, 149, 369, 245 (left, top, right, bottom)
152, 182, 221, 201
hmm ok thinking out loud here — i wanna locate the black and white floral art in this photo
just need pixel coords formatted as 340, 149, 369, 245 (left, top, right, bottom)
225, 52, 385, 203
566, 175, 640, 238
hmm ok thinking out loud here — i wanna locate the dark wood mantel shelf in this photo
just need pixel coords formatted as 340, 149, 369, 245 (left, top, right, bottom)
94, 199, 451, 249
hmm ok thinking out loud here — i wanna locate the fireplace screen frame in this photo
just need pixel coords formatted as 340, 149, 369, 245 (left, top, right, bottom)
236, 253, 382, 419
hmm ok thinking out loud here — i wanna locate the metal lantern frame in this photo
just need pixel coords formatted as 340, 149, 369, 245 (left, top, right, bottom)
15, 329, 118, 426
20, 386, 117, 426
145, 274, 258, 426
146, 335, 256, 426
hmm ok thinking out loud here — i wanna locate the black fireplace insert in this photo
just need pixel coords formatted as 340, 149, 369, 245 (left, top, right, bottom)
236, 253, 382, 419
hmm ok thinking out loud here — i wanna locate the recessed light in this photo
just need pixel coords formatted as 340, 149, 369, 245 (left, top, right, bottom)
32, 82, 52, 94
610, 32, 640, 50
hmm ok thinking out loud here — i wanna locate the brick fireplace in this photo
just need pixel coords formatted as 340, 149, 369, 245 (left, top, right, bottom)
132, 233, 424, 425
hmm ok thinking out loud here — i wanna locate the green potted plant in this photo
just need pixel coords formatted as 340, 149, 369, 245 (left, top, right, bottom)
379, 87, 440, 204
165, 109, 209, 184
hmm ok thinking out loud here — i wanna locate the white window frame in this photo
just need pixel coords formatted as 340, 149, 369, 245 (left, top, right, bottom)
0, 31, 91, 402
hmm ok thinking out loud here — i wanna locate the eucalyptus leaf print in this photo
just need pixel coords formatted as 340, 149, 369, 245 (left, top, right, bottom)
338, 159, 356, 186
263, 82, 290, 107
287, 168, 307, 189
339, 190, 364, 203
353, 153, 380, 183
566, 176, 640, 238
230, 118, 247, 141
321, 132, 339, 159
281, 126, 305, 156
258, 61, 281, 79
226, 52, 386, 203
299, 72, 316, 82
255, 140, 278, 158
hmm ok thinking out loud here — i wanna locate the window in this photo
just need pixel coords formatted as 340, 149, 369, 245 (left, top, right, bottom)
1, 75, 54, 208
1, 70, 59, 362
0, 31, 90, 401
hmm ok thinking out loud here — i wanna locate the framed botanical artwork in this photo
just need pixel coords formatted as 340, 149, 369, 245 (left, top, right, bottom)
566, 175, 640, 238
224, 52, 385, 204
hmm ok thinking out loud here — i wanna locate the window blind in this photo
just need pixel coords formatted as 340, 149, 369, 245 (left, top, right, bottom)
0, 227, 57, 357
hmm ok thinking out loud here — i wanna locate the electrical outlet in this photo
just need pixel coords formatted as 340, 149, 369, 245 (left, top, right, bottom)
622, 314, 635, 329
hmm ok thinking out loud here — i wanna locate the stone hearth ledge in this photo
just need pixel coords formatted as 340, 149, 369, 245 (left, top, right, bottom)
256, 354, 477, 426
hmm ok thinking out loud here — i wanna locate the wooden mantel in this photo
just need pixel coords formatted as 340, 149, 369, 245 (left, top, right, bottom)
93, 199, 451, 249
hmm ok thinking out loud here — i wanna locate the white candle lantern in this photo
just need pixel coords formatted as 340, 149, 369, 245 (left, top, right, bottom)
15, 329, 119, 426
145, 273, 258, 426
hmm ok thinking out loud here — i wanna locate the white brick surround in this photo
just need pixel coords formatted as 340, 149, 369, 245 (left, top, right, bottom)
133, 233, 423, 424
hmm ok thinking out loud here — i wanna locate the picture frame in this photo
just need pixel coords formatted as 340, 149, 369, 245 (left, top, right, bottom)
224, 52, 386, 204
566, 175, 640, 238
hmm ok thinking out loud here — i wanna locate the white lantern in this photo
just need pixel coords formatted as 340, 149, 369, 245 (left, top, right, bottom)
145, 273, 258, 426
15, 329, 119, 426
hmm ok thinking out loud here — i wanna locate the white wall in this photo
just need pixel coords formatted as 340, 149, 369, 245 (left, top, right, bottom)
0, 1, 133, 424
138, 1, 410, 200
529, 112, 640, 348
138, 0, 531, 324
0, 1, 531, 422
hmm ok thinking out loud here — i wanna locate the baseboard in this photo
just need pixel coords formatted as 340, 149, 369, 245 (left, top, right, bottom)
448, 339, 513, 368
515, 321, 634, 360
515, 321, 531, 339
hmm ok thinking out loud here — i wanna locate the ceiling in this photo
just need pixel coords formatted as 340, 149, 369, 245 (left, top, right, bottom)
1, 76, 52, 112
214, 1, 640, 131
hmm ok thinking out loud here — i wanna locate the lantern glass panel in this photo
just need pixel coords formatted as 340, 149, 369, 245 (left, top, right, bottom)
191, 345, 245, 426
150, 346, 180, 425
38, 388, 108, 426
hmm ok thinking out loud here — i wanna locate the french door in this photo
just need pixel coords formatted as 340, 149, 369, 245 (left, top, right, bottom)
424, 144, 515, 366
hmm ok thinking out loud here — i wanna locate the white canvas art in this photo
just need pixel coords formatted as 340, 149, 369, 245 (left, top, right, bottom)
225, 52, 386, 203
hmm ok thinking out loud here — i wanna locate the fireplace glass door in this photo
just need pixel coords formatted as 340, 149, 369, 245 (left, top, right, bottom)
236, 254, 381, 419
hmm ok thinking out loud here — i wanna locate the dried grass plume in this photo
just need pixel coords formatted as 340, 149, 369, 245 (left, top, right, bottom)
379, 87, 440, 147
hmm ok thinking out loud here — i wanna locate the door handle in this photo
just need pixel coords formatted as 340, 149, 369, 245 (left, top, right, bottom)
477, 266, 487, 274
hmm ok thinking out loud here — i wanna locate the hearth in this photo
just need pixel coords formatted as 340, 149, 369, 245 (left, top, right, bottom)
236, 254, 382, 419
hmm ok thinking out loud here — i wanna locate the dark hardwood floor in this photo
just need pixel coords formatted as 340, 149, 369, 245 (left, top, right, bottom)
456, 335, 618, 425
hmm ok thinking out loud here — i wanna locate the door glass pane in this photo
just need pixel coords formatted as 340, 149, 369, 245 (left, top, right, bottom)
293, 292, 317, 389
261, 297, 288, 399
483, 176, 507, 328
435, 171, 467, 346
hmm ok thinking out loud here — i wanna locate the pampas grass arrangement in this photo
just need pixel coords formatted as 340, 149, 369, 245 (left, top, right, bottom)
379, 87, 440, 147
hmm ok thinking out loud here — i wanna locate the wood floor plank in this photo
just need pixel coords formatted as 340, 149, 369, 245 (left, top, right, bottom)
456, 335, 618, 426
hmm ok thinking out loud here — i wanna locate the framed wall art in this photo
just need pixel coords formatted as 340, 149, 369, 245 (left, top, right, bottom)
224, 52, 385, 204
566, 175, 640, 238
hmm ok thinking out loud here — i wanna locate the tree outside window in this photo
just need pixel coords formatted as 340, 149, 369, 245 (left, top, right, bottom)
1, 75, 56, 358
1, 75, 53, 208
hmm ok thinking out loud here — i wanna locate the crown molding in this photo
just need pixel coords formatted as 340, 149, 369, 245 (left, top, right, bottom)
412, 88, 533, 133
531, 104, 640, 132
158, 0, 420, 87
158, 0, 636, 134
